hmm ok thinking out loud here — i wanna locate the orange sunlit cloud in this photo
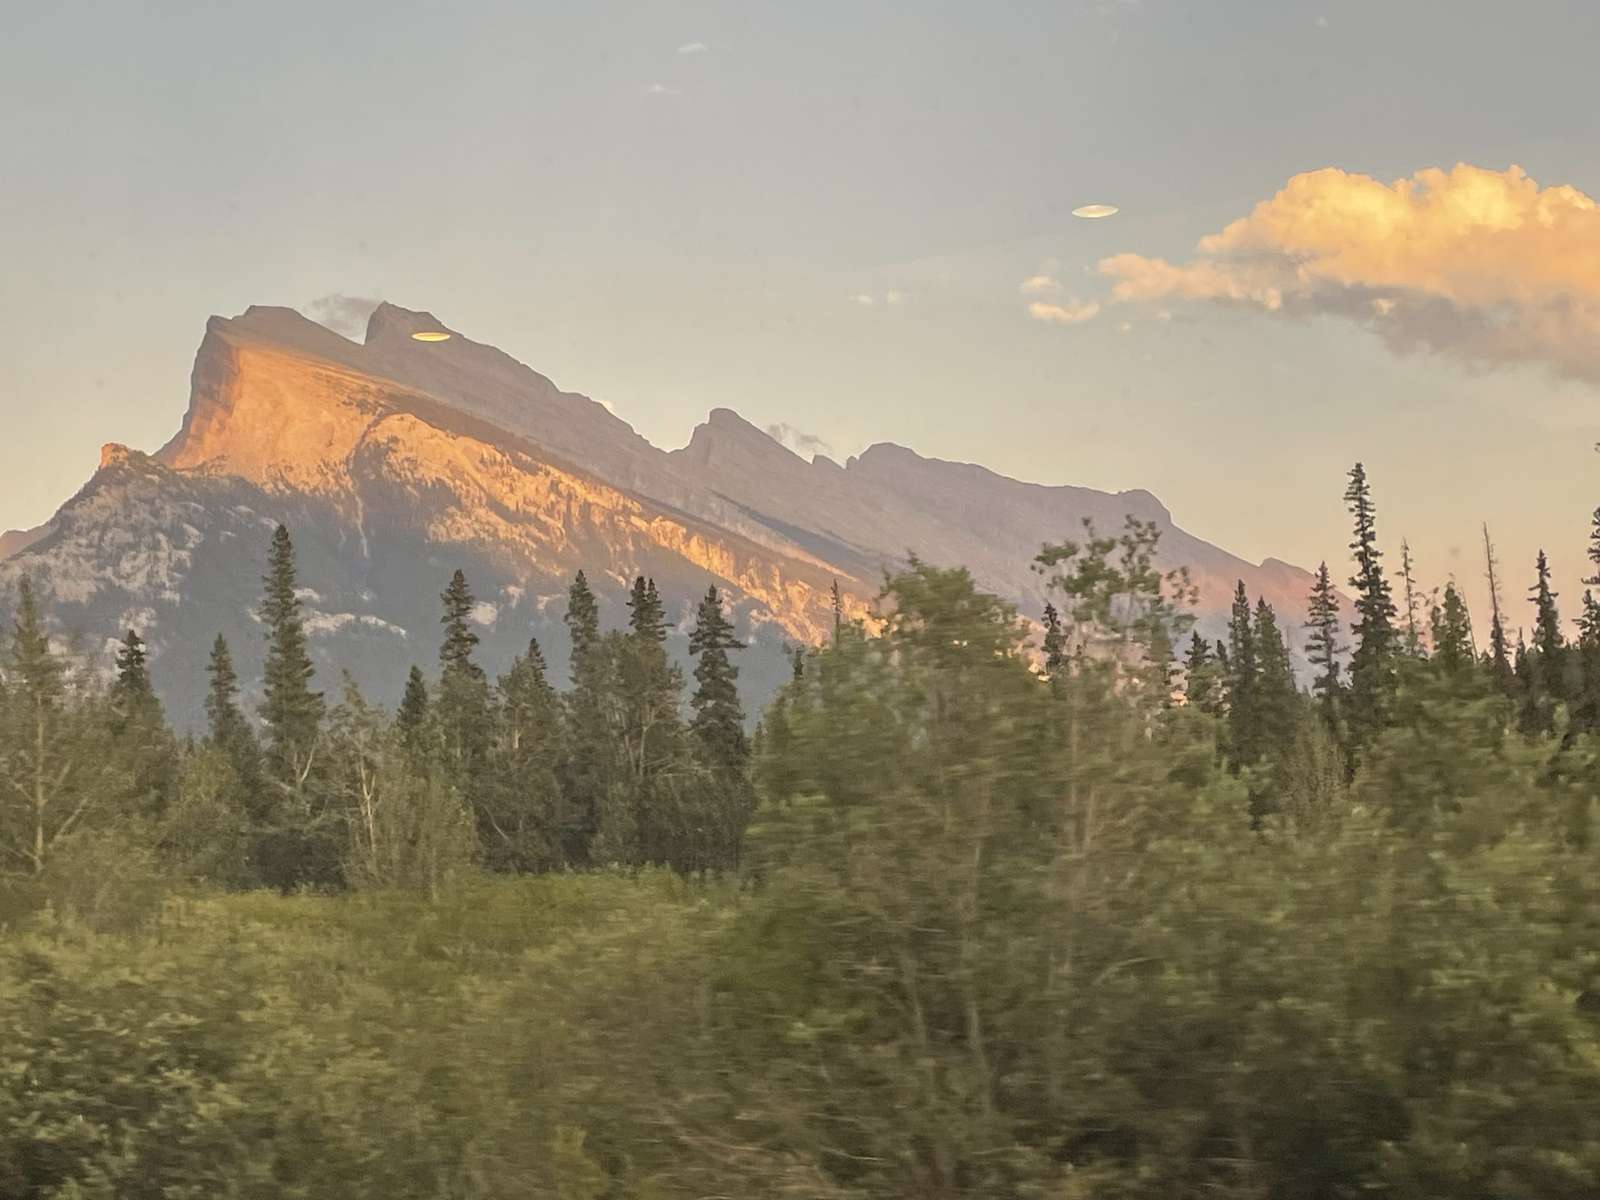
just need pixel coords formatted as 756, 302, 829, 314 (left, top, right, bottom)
1096, 164, 1600, 381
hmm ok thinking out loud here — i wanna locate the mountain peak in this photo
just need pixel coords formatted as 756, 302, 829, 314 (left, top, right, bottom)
99, 443, 142, 471
364, 301, 454, 347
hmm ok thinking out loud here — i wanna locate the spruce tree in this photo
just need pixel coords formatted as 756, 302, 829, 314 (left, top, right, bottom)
1042, 602, 1067, 676
107, 627, 176, 820
397, 665, 430, 751
1483, 523, 1514, 695
1182, 631, 1222, 716
204, 632, 263, 816
257, 524, 324, 790
1344, 463, 1398, 754
1304, 561, 1345, 727
689, 585, 748, 773
830, 579, 843, 636
439, 569, 483, 679
1224, 580, 1259, 767
560, 570, 610, 863
110, 629, 154, 722
1520, 550, 1565, 734
1397, 538, 1425, 656
1429, 582, 1474, 678
488, 638, 564, 871
255, 525, 335, 890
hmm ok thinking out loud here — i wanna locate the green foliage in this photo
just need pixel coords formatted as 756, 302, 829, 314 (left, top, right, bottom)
1345, 462, 1399, 755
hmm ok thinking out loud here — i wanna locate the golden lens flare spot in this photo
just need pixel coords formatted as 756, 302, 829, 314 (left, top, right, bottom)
1072, 204, 1119, 219
411, 330, 452, 342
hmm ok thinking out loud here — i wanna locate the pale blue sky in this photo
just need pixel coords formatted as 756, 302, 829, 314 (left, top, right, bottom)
3, 0, 1597, 628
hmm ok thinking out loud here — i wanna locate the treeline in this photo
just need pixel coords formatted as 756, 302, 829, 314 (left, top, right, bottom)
0, 524, 754, 891
2, 463, 1599, 1197
1179, 462, 1600, 825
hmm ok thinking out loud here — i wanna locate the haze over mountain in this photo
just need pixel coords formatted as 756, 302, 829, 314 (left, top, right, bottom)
0, 303, 1322, 726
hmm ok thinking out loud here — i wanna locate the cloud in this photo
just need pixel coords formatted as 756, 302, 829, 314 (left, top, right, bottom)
303, 294, 382, 338
647, 83, 679, 95
765, 422, 835, 460
885, 289, 905, 305
851, 289, 908, 307
1020, 274, 1062, 295
851, 293, 875, 306
1028, 298, 1101, 325
1097, 163, 1600, 383
677, 41, 709, 54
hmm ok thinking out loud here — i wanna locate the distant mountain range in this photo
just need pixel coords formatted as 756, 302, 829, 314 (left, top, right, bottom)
0, 302, 1322, 727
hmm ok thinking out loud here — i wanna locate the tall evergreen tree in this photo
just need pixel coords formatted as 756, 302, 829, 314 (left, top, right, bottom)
487, 638, 564, 872
1182, 630, 1222, 716
106, 628, 176, 820
1041, 601, 1067, 676
688, 585, 747, 773
560, 570, 610, 863
1397, 538, 1425, 656
1429, 583, 1475, 678
110, 630, 154, 722
1483, 523, 1514, 695
566, 570, 601, 661
397, 665, 430, 752
1520, 550, 1565, 735
1343, 463, 1398, 754
203, 632, 263, 827
1224, 580, 1260, 767
439, 569, 483, 679
257, 524, 324, 791
255, 525, 335, 890
1305, 561, 1345, 728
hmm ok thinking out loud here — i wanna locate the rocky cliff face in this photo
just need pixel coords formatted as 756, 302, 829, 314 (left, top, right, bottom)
1, 302, 1321, 727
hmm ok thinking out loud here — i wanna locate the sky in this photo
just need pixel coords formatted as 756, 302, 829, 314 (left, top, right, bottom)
2, 0, 1597, 634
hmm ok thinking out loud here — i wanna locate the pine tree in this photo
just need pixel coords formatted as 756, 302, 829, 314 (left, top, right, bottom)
1344, 463, 1398, 754
1397, 538, 1425, 656
1429, 582, 1475, 678
830, 579, 843, 636
436, 570, 493, 807
106, 627, 176, 820
397, 665, 430, 751
1520, 550, 1565, 735
255, 525, 335, 890
1224, 580, 1259, 767
0, 577, 87, 873
110, 630, 154, 722
1304, 561, 1345, 727
204, 632, 263, 824
560, 570, 610, 863
790, 644, 806, 682
689, 585, 748, 773
1483, 523, 1514, 695
1042, 602, 1067, 676
1182, 630, 1220, 715
488, 638, 564, 871
439, 569, 483, 679
257, 524, 324, 791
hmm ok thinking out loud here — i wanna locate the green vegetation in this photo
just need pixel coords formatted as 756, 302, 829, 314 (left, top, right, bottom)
2, 473, 1599, 1197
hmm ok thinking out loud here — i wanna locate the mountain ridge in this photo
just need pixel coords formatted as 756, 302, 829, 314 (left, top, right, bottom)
1, 301, 1324, 726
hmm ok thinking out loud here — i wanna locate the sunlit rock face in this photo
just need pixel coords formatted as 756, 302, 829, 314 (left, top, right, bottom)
1, 302, 1322, 727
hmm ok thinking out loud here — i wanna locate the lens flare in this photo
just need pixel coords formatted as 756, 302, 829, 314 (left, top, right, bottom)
411, 331, 452, 342
1072, 204, 1119, 219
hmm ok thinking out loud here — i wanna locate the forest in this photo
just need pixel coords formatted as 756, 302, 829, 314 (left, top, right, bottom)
2, 462, 1598, 1199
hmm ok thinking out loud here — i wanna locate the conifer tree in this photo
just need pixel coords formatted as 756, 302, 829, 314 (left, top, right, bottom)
106, 628, 176, 820
1343, 463, 1398, 753
436, 569, 493, 809
204, 632, 263, 825
397, 665, 430, 751
439, 569, 483, 679
1428, 582, 1475, 678
1041, 601, 1067, 676
255, 525, 335, 890
1397, 538, 1425, 656
689, 585, 748, 773
1304, 561, 1345, 727
1520, 550, 1565, 734
1483, 523, 1514, 694
258, 525, 324, 791
560, 570, 610, 863
1224, 580, 1260, 766
488, 638, 564, 871
830, 578, 843, 636
1182, 630, 1221, 715
790, 644, 806, 682
0, 577, 89, 873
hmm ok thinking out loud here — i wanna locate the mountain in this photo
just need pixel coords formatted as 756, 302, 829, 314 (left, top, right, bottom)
0, 302, 1322, 727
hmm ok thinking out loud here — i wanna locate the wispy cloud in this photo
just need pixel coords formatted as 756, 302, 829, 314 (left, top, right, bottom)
677, 41, 709, 54
1020, 274, 1061, 295
851, 289, 908, 307
1028, 298, 1101, 325
302, 294, 382, 339
1097, 163, 1600, 383
765, 422, 835, 460
646, 83, 680, 96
